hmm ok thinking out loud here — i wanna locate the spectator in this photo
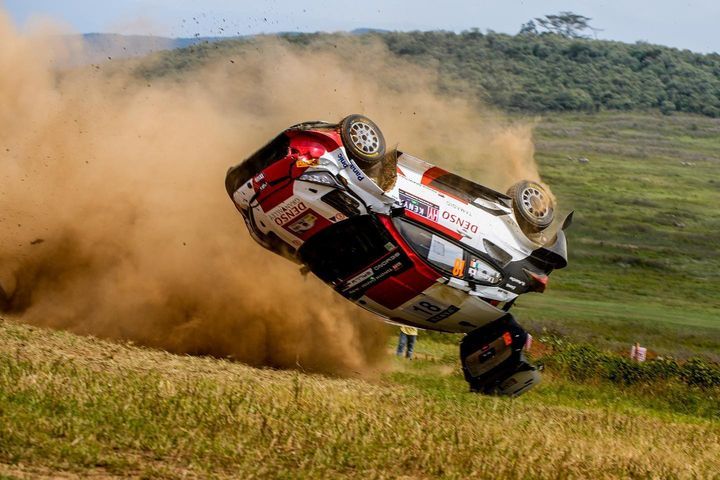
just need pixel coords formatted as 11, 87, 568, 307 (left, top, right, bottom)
396, 326, 418, 359
630, 342, 647, 362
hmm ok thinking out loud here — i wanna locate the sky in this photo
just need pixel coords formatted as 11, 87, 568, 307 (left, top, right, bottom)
3, 0, 719, 54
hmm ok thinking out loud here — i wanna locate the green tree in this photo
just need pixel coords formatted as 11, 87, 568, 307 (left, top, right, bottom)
534, 12, 598, 38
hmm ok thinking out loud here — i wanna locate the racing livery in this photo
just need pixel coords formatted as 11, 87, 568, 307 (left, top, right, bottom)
226, 115, 570, 396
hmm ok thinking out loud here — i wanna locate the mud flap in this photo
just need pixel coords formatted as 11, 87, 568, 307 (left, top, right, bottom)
460, 314, 539, 396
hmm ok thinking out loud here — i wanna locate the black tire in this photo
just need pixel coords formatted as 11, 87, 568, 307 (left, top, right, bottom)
339, 114, 386, 168
506, 180, 555, 233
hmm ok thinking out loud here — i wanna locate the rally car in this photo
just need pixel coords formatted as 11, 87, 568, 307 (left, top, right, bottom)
225, 115, 570, 396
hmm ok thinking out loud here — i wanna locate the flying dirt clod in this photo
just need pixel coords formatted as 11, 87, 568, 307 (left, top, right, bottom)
0, 8, 547, 377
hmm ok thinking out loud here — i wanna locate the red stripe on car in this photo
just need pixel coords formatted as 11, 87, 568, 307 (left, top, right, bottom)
364, 216, 441, 310
420, 166, 468, 204
421, 166, 448, 185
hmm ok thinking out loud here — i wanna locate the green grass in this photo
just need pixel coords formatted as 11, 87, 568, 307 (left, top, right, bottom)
515, 295, 720, 359
454, 111, 720, 358
3, 72, 720, 476
0, 319, 718, 479
533, 112, 720, 311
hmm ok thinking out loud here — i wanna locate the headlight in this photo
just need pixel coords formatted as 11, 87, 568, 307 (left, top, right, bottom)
298, 171, 341, 187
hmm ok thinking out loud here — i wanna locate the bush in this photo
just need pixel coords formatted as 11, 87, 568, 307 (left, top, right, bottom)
541, 341, 720, 388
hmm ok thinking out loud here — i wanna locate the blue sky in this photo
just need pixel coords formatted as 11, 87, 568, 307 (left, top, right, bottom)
4, 0, 719, 54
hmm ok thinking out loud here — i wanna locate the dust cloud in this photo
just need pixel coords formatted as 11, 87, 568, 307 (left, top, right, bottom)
0, 11, 543, 376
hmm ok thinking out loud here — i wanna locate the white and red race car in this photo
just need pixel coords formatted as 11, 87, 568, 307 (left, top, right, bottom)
226, 115, 571, 396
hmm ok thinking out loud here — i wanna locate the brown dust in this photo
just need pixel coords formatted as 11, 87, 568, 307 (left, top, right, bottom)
0, 12, 544, 376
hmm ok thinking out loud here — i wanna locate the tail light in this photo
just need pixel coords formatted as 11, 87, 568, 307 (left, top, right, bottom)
524, 269, 549, 293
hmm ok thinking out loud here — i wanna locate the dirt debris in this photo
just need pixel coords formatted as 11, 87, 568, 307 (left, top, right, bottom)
0, 9, 546, 377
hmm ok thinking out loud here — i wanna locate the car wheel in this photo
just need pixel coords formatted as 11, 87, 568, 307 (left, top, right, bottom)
339, 114, 386, 168
507, 180, 555, 233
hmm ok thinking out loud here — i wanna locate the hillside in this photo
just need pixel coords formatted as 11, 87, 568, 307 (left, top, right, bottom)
140, 31, 720, 117
378, 31, 720, 117
0, 318, 718, 479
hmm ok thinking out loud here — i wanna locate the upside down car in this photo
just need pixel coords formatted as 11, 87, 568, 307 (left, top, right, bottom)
225, 115, 571, 396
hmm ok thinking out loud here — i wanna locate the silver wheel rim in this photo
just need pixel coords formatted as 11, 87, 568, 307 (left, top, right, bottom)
520, 186, 551, 222
348, 121, 380, 155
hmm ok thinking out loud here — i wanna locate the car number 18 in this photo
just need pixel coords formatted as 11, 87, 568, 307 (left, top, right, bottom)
404, 297, 460, 324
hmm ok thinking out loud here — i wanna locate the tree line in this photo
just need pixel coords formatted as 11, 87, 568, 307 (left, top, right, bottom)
373, 29, 720, 117
144, 21, 720, 118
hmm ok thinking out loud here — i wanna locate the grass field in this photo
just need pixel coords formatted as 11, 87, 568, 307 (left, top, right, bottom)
2, 107, 719, 478
492, 112, 719, 359
0, 318, 718, 479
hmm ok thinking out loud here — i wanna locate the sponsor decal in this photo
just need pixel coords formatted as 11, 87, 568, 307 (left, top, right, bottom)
295, 157, 319, 168
467, 257, 500, 283
399, 190, 439, 222
268, 198, 309, 225
509, 276, 526, 286
441, 211, 479, 234
428, 305, 460, 323
337, 151, 350, 168
281, 207, 332, 240
452, 258, 466, 277
252, 172, 269, 192
403, 297, 460, 323
337, 151, 365, 181
339, 248, 413, 300
444, 201, 474, 217
345, 268, 373, 288
287, 212, 317, 234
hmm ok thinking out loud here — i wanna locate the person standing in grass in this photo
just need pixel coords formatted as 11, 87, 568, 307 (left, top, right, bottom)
396, 326, 418, 359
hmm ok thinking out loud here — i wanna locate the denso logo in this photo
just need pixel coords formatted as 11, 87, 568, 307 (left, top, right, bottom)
269, 199, 308, 225
441, 211, 479, 233
337, 152, 365, 181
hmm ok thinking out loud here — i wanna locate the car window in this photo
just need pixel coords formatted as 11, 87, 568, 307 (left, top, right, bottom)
428, 235, 464, 270
394, 218, 502, 284
394, 219, 463, 275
